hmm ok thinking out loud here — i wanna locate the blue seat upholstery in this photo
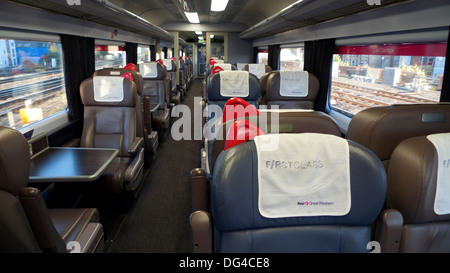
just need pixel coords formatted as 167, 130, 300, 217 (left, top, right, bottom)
206, 71, 261, 110
192, 135, 386, 253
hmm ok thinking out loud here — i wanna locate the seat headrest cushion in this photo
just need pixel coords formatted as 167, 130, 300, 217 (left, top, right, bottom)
387, 134, 450, 223
266, 72, 319, 101
211, 138, 386, 232
207, 72, 260, 102
93, 68, 143, 96
80, 77, 137, 107
0, 126, 31, 194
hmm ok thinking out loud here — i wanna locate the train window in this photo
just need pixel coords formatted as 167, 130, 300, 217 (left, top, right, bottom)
95, 45, 127, 70
280, 47, 304, 71
0, 38, 67, 130
257, 49, 268, 65
330, 43, 447, 116
137, 45, 151, 64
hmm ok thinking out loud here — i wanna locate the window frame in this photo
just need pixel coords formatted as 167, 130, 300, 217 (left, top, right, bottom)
279, 46, 305, 71
0, 33, 70, 136
94, 40, 127, 70
137, 44, 151, 64
329, 42, 447, 118
257, 49, 268, 65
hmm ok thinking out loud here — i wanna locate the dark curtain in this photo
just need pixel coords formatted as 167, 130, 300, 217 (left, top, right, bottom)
126, 42, 138, 64
60, 34, 95, 121
440, 27, 450, 102
253, 47, 259, 63
163, 47, 168, 59
304, 38, 336, 112
150, 45, 156, 61
268, 44, 280, 70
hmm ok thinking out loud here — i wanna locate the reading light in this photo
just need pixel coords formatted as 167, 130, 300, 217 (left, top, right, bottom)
211, 0, 229, 12
185, 12, 200, 23
210, 34, 214, 38
195, 31, 203, 35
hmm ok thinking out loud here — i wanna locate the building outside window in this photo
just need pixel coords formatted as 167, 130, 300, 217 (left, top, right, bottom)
257, 49, 268, 65
330, 42, 447, 116
280, 47, 304, 71
137, 45, 151, 64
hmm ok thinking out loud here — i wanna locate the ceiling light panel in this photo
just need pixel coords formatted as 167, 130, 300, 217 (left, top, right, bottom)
211, 0, 229, 12
185, 12, 200, 23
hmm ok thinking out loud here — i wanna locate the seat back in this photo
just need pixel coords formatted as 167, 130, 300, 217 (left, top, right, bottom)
80, 76, 139, 157
206, 63, 236, 78
346, 104, 450, 169
183, 56, 192, 86
242, 64, 272, 80
203, 63, 237, 100
178, 58, 187, 95
211, 134, 386, 253
186, 56, 193, 82
163, 59, 177, 87
92, 68, 151, 152
259, 71, 274, 105
211, 133, 386, 252
386, 133, 450, 252
139, 62, 169, 109
265, 71, 320, 109
206, 71, 260, 110
139, 62, 170, 130
0, 126, 42, 253
80, 76, 144, 193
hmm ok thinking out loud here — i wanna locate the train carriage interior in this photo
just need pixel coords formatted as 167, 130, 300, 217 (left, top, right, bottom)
1, 0, 450, 261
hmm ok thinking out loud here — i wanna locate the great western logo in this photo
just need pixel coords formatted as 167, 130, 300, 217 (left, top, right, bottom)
297, 201, 335, 206
265, 160, 324, 169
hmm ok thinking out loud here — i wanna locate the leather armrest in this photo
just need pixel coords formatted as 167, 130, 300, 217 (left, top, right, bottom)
70, 223, 104, 253
374, 209, 403, 253
143, 96, 153, 132
125, 148, 144, 186
128, 137, 144, 154
190, 210, 213, 253
190, 168, 209, 212
18, 187, 67, 253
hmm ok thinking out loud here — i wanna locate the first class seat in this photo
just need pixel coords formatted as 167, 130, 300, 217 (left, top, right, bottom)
190, 133, 386, 253
0, 126, 104, 253
79, 76, 144, 195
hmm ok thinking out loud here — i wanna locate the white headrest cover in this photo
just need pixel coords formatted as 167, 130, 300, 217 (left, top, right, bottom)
93, 76, 124, 102
280, 71, 309, 97
214, 63, 232, 70
254, 133, 351, 218
139, 63, 158, 78
237, 63, 247, 70
426, 132, 450, 215
249, 64, 266, 79
219, 71, 249, 98
162, 59, 173, 70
